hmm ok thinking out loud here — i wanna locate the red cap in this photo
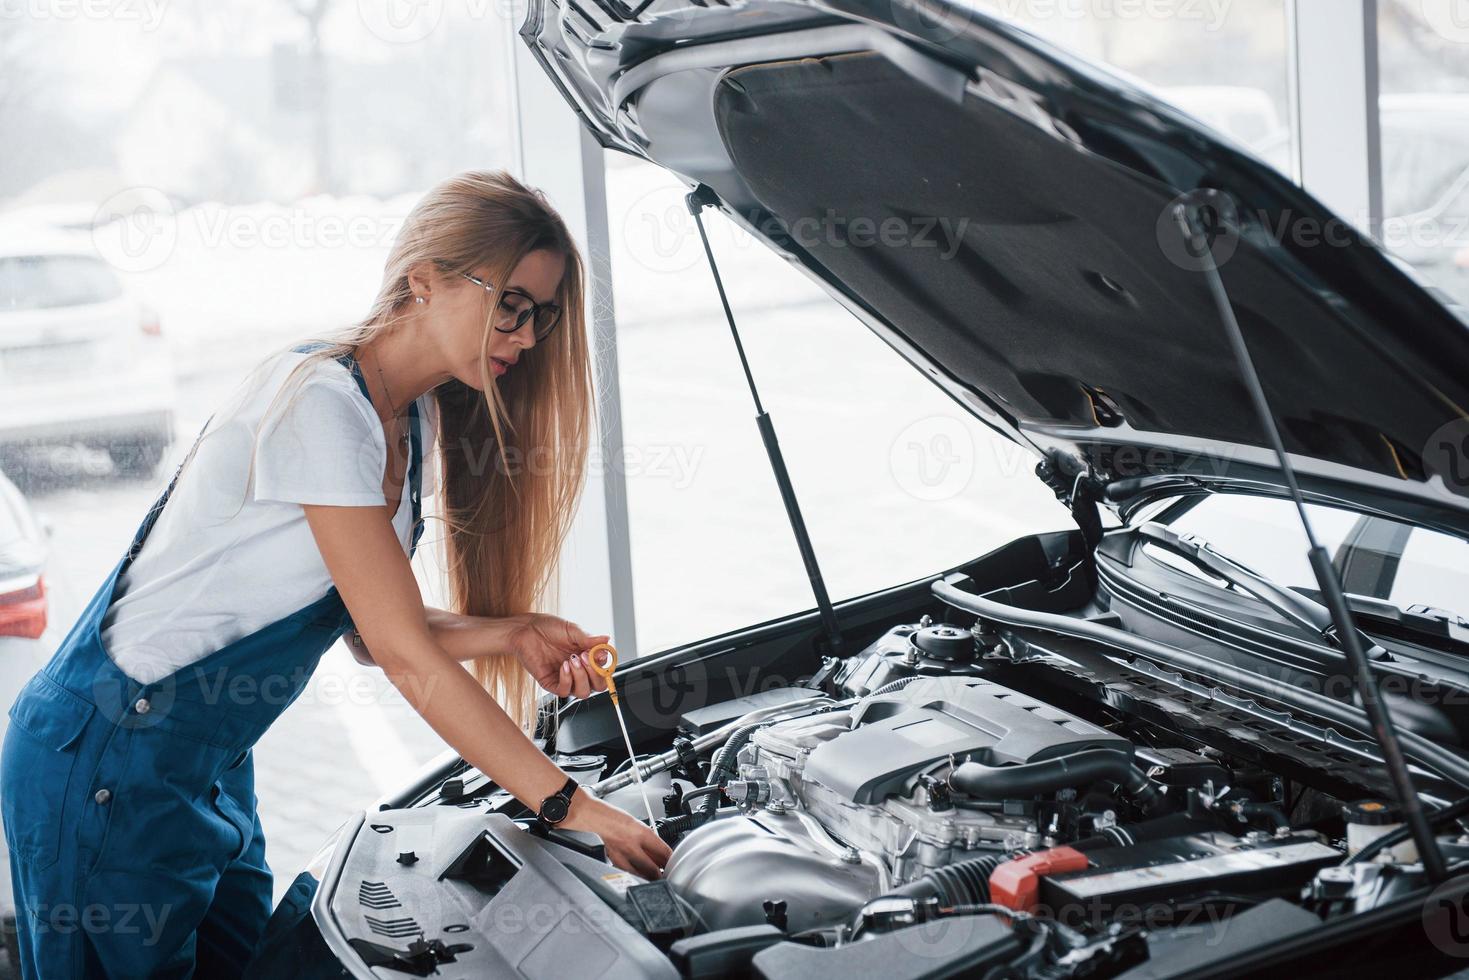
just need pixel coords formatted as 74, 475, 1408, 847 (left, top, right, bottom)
988, 846, 1090, 912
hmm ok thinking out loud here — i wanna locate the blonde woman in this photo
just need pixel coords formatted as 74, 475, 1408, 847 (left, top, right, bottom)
0, 171, 671, 978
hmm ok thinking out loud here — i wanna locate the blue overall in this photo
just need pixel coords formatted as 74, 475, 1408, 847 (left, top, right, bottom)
1, 346, 423, 978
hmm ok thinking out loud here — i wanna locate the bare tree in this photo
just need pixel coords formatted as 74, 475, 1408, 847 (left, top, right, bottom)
282, 0, 336, 194
1381, 0, 1469, 90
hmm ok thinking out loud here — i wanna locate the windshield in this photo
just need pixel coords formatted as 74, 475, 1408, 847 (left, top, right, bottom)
1159, 494, 1469, 625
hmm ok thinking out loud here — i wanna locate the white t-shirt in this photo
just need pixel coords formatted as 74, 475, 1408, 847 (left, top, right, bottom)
99, 347, 438, 684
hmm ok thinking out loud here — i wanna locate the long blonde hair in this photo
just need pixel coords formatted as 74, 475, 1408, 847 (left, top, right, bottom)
214, 171, 593, 734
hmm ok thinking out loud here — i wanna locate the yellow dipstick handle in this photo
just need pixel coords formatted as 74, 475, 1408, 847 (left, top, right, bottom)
588, 642, 619, 698
585, 643, 657, 828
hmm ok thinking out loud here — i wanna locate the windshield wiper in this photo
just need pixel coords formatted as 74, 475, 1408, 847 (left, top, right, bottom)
1173, 191, 1447, 882
1135, 521, 1394, 661
1301, 592, 1469, 649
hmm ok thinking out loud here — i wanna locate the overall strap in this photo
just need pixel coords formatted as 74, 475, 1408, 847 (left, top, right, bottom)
125, 413, 212, 569
125, 342, 425, 572
330, 347, 372, 401
407, 397, 425, 555
125, 342, 356, 570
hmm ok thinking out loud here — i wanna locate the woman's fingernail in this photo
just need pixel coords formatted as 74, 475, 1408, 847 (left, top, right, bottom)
561, 662, 569, 673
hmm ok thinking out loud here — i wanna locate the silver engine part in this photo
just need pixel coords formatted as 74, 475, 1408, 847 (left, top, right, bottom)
666, 675, 1133, 932
663, 808, 884, 933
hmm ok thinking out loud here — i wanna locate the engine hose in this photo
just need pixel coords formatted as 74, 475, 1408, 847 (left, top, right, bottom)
853, 812, 1214, 944
948, 748, 1168, 812
656, 812, 694, 842
895, 851, 1013, 905
592, 694, 838, 797
1232, 801, 1290, 830
700, 723, 764, 820
1068, 812, 1216, 851
659, 804, 743, 843
1127, 767, 1169, 811
694, 703, 859, 823
678, 784, 726, 810
893, 812, 1212, 911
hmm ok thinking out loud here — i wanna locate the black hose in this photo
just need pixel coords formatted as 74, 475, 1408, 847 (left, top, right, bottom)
895, 851, 1013, 905
1233, 801, 1290, 830
700, 722, 764, 820
948, 748, 1168, 812
679, 784, 725, 810
656, 812, 694, 843
1069, 812, 1215, 851
659, 804, 744, 843
1122, 766, 1169, 812
690, 702, 857, 824
872, 813, 1214, 932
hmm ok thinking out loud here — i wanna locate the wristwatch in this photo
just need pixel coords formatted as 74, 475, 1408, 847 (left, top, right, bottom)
536, 776, 580, 827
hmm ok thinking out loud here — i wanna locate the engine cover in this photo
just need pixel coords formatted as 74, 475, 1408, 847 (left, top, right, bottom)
666, 675, 1140, 933
805, 676, 1132, 804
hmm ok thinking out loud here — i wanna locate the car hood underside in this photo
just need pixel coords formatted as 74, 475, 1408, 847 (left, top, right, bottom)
524, 0, 1469, 536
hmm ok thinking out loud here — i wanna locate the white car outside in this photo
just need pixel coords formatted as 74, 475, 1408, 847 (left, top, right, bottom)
0, 228, 176, 477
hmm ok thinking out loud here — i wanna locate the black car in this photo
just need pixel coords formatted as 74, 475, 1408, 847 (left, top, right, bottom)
250, 1, 1469, 977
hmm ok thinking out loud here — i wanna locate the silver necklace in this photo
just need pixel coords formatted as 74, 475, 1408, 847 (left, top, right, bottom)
372, 356, 411, 450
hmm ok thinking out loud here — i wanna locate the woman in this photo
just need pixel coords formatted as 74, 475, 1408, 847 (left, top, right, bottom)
0, 171, 671, 978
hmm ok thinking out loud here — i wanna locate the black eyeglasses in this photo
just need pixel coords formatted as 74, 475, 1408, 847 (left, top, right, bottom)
461, 273, 562, 342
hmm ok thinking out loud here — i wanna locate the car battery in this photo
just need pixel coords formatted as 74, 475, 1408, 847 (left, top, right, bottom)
1038, 832, 1339, 917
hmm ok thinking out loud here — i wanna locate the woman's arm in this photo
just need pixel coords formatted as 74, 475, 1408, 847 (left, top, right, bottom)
349, 608, 505, 663
347, 609, 611, 700
303, 502, 672, 878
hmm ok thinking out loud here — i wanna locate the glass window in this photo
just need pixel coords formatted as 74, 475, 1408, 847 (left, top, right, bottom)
1161, 494, 1469, 623
971, 0, 1293, 173
1, 8, 517, 477
1377, 0, 1469, 309
0, 7, 519, 898
1390, 528, 1469, 618
604, 155, 1073, 656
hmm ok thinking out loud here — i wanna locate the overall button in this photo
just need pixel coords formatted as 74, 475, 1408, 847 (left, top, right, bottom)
134, 697, 151, 715
94, 789, 112, 805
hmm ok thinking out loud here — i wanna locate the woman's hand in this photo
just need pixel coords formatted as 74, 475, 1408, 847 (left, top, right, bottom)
302, 505, 659, 882
508, 613, 611, 698
562, 791, 673, 879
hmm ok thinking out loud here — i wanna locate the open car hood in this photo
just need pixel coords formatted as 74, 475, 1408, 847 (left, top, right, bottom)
522, 0, 1469, 537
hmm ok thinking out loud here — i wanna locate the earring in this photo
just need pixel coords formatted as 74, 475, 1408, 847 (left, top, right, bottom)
415, 296, 425, 305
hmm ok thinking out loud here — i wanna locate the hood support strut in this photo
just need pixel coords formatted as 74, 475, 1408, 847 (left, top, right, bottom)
1173, 191, 1448, 883
686, 184, 845, 659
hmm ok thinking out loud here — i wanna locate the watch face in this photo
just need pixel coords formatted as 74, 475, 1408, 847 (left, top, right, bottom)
540, 795, 569, 824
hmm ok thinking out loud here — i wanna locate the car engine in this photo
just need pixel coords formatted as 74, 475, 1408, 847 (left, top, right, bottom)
301, 617, 1466, 979
662, 673, 1138, 933
583, 619, 1460, 976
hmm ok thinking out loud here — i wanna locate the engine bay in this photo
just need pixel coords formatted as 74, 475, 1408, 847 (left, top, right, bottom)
310, 579, 1469, 980
600, 622, 1424, 976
